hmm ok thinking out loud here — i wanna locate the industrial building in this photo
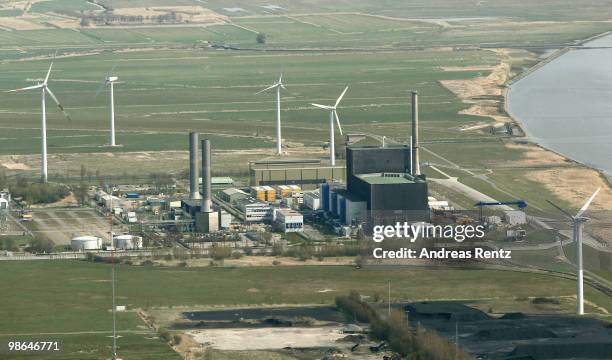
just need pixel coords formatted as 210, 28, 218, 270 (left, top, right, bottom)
303, 190, 321, 210
249, 159, 345, 190
236, 197, 273, 223
274, 209, 304, 233
319, 91, 429, 229
221, 188, 249, 204
251, 186, 276, 202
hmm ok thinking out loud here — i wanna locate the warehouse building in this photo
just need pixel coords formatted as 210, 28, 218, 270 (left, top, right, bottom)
221, 188, 249, 204
236, 197, 273, 223
250, 159, 345, 190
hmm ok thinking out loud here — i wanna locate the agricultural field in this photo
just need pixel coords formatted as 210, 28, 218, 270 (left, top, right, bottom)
1, 0, 611, 215
0, 260, 610, 359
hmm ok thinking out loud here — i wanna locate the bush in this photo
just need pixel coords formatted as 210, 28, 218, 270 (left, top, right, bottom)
141, 260, 154, 266
256, 32, 266, 44
209, 246, 232, 260
172, 334, 182, 345
9, 179, 70, 204
27, 237, 55, 253
176, 261, 187, 268
272, 260, 281, 266
231, 251, 243, 259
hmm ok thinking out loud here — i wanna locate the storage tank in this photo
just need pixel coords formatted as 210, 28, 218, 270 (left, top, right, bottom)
71, 235, 102, 251
115, 235, 143, 250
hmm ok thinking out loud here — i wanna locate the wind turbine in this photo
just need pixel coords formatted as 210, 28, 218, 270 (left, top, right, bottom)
96, 65, 119, 146
256, 72, 286, 155
312, 86, 348, 166
6, 62, 70, 183
547, 187, 601, 315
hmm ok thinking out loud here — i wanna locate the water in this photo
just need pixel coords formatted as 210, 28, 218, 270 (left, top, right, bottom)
507, 34, 612, 174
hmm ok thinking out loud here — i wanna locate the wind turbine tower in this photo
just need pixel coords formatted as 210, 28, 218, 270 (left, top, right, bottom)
312, 86, 349, 166
6, 62, 70, 183
97, 66, 120, 147
547, 187, 601, 315
256, 72, 286, 155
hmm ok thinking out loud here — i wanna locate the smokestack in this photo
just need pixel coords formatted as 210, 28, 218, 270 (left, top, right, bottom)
188, 132, 201, 200
201, 139, 212, 213
411, 91, 421, 175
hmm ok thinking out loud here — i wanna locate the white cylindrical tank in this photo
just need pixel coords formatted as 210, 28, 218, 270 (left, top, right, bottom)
114, 235, 143, 250
71, 235, 102, 251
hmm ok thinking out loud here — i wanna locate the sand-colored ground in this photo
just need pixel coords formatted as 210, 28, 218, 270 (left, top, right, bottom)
530, 167, 611, 211
112, 6, 228, 24
0, 16, 47, 30
188, 326, 345, 350
503, 142, 568, 167
441, 48, 537, 130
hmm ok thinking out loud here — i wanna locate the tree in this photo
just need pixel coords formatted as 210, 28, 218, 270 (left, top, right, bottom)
256, 32, 267, 44
80, 17, 91, 27
80, 164, 86, 181
74, 182, 88, 206
0, 168, 7, 189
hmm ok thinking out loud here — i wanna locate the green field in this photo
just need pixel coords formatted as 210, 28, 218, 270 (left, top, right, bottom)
0, 260, 610, 359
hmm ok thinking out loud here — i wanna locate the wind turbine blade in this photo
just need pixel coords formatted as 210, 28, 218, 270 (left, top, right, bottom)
44, 63, 53, 85
278, 71, 283, 84
280, 84, 287, 90
311, 103, 333, 110
5, 84, 43, 92
576, 187, 601, 218
334, 86, 349, 108
94, 81, 106, 98
46, 87, 71, 121
334, 110, 343, 136
546, 199, 574, 220
255, 83, 277, 95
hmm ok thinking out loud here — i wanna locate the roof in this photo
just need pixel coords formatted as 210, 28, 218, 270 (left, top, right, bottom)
223, 188, 248, 196
212, 177, 234, 184
355, 172, 422, 185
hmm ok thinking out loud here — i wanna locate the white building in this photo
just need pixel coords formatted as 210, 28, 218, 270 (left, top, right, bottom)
275, 209, 304, 233
303, 190, 321, 210
219, 210, 232, 228
236, 197, 273, 222
504, 210, 527, 225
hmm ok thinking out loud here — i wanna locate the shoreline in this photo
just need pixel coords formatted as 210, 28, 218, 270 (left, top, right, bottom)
502, 32, 612, 181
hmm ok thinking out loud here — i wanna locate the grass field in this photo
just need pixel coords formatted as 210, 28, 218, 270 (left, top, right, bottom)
0, 260, 610, 359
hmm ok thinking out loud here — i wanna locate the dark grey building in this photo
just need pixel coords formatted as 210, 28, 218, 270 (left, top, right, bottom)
344, 145, 429, 227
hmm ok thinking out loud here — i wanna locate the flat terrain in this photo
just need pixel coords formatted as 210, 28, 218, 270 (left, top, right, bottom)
0, 261, 610, 359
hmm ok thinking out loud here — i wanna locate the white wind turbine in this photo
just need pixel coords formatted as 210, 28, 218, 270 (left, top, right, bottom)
6, 62, 70, 183
256, 72, 286, 155
312, 86, 348, 166
96, 65, 119, 146
547, 187, 601, 315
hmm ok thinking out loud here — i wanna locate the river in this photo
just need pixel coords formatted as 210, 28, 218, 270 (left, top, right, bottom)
507, 33, 612, 175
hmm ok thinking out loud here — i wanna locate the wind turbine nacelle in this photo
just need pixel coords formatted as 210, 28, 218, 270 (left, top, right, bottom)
106, 76, 118, 83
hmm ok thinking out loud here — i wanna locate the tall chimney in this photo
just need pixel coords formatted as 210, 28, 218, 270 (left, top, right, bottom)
201, 139, 212, 213
411, 91, 421, 175
189, 132, 201, 200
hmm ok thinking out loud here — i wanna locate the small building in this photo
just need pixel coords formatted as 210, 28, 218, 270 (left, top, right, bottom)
303, 190, 321, 210
236, 197, 273, 223
504, 210, 527, 225
219, 210, 232, 229
221, 188, 249, 204
275, 209, 304, 233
